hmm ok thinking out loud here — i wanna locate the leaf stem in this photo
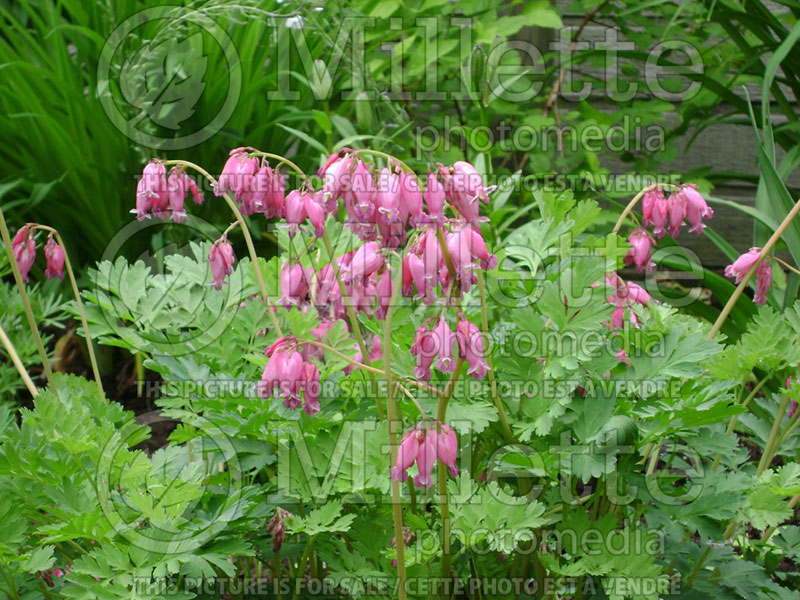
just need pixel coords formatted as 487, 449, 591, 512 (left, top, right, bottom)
0, 208, 58, 395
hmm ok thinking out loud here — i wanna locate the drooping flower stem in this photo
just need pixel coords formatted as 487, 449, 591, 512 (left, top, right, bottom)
0, 206, 57, 394
382, 258, 408, 600
0, 321, 38, 397
769, 254, 800, 277
161, 160, 283, 338
34, 226, 104, 398
249, 152, 309, 184
321, 228, 385, 419
611, 183, 680, 235
476, 270, 514, 442
708, 197, 800, 339
353, 149, 416, 179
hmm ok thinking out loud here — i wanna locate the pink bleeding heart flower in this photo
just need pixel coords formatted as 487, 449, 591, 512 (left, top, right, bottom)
410, 325, 437, 381
208, 239, 235, 290
260, 348, 304, 409
399, 171, 423, 226
667, 191, 686, 238
626, 281, 652, 306
280, 262, 309, 307
391, 429, 421, 482
623, 227, 655, 274
604, 275, 651, 331
135, 161, 169, 219
376, 167, 401, 224
724, 248, 761, 284
304, 192, 326, 238
446, 227, 476, 293
650, 192, 670, 238
426, 228, 447, 293
44, 237, 65, 280
392, 422, 459, 488
375, 269, 393, 320
346, 242, 383, 282
683, 185, 713, 234
167, 169, 187, 222
134, 178, 151, 221
12, 226, 36, 283
467, 225, 498, 270
284, 190, 307, 239
754, 260, 772, 306
641, 188, 664, 228
413, 427, 438, 488
266, 169, 286, 218
456, 318, 489, 379
788, 377, 798, 418
217, 149, 258, 199
319, 152, 353, 203
433, 317, 457, 373
615, 348, 631, 366
348, 160, 376, 222
424, 170, 446, 225
186, 175, 203, 205
302, 362, 320, 415
436, 424, 459, 477
451, 161, 489, 204
406, 253, 428, 301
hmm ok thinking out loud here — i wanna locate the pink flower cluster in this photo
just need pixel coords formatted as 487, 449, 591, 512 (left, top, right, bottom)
625, 185, 713, 273
258, 337, 320, 415
402, 224, 497, 302
724, 247, 772, 305
279, 241, 388, 321
318, 154, 490, 246
411, 317, 489, 381
11, 225, 65, 283
391, 421, 459, 488
134, 161, 203, 222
